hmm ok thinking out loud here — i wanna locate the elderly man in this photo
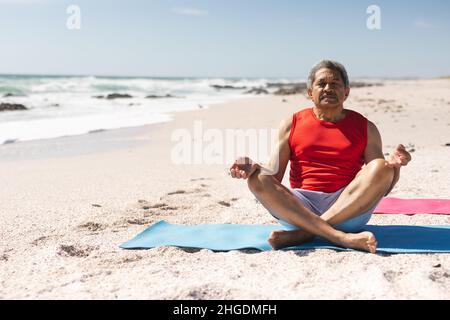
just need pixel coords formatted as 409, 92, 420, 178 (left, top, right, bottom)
229, 60, 411, 253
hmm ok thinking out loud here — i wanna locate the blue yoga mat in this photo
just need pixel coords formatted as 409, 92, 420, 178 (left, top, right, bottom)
120, 220, 450, 253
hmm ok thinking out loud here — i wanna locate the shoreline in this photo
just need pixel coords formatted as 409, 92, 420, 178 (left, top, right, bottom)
0, 95, 267, 161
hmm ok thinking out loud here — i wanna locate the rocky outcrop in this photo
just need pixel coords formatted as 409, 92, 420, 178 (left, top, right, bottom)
244, 87, 269, 95
350, 82, 383, 88
267, 82, 305, 88
94, 93, 133, 99
211, 85, 247, 90
0, 103, 27, 112
106, 93, 133, 99
273, 83, 307, 95
145, 94, 178, 99
3, 93, 18, 98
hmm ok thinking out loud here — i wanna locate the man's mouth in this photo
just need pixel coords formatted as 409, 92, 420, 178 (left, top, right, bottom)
321, 95, 337, 100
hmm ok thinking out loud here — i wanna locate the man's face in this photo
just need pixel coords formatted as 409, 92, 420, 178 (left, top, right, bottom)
308, 68, 350, 109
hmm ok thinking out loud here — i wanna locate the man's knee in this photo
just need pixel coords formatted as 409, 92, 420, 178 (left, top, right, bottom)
366, 159, 395, 183
247, 170, 274, 193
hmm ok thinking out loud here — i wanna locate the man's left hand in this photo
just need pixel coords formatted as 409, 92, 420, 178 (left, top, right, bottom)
385, 144, 412, 168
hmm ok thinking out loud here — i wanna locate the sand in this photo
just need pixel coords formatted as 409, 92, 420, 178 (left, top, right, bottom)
1, 79, 450, 299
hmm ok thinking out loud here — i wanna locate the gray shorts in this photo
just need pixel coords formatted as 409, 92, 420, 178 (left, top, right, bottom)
274, 187, 379, 233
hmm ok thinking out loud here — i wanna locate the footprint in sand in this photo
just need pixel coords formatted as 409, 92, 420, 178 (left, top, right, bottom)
120, 255, 143, 263
217, 198, 240, 207
127, 218, 151, 225
429, 270, 450, 282
57, 245, 95, 258
1, 254, 9, 262
217, 201, 231, 207
167, 190, 186, 195
140, 202, 170, 210
190, 178, 212, 182
166, 188, 204, 197
383, 270, 402, 282
31, 236, 51, 246
138, 201, 179, 212
78, 222, 106, 232
31, 235, 63, 246
159, 206, 179, 211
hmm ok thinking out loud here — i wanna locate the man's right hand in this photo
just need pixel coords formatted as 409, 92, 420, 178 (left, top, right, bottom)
229, 157, 260, 180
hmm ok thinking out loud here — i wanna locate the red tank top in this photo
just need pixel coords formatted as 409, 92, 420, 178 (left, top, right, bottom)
289, 107, 368, 192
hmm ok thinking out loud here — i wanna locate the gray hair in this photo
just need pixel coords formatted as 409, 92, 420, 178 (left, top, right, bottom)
307, 60, 349, 89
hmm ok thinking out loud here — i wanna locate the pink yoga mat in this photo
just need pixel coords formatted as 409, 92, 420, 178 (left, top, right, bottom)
375, 198, 450, 215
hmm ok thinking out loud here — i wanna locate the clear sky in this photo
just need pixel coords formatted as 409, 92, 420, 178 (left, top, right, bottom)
0, 0, 449, 78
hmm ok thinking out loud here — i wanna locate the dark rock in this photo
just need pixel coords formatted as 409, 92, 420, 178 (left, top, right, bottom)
145, 94, 177, 99
273, 83, 307, 95
267, 82, 305, 88
50, 103, 60, 107
445, 143, 450, 147
245, 87, 269, 95
3, 139, 17, 144
93, 95, 105, 99
0, 103, 27, 112
350, 82, 383, 88
211, 85, 247, 90
3, 93, 16, 97
106, 93, 133, 99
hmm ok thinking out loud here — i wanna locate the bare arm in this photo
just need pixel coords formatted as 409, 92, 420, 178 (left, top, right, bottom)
230, 116, 292, 181
364, 121, 411, 196
266, 117, 292, 182
364, 121, 385, 164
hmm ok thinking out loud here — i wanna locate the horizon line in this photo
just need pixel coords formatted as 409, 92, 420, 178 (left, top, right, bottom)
0, 72, 446, 80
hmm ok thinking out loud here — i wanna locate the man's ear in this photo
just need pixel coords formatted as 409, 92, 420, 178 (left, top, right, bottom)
344, 87, 350, 100
307, 88, 313, 100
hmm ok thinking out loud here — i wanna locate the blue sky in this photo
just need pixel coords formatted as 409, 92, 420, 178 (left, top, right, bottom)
0, 0, 449, 78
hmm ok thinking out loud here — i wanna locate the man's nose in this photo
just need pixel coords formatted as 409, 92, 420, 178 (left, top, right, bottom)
324, 83, 333, 92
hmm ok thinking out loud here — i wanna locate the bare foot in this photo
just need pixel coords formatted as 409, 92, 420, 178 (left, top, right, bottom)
340, 231, 378, 253
268, 229, 315, 250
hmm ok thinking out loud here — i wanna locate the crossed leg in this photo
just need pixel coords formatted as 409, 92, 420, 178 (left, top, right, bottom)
247, 159, 395, 252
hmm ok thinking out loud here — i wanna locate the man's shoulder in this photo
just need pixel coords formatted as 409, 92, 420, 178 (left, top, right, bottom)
296, 107, 313, 116
346, 108, 367, 120
282, 107, 310, 130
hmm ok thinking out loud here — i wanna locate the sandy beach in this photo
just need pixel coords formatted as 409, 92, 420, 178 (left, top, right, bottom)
1, 79, 450, 299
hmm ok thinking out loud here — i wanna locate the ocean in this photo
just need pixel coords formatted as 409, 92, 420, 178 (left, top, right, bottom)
0, 75, 297, 144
